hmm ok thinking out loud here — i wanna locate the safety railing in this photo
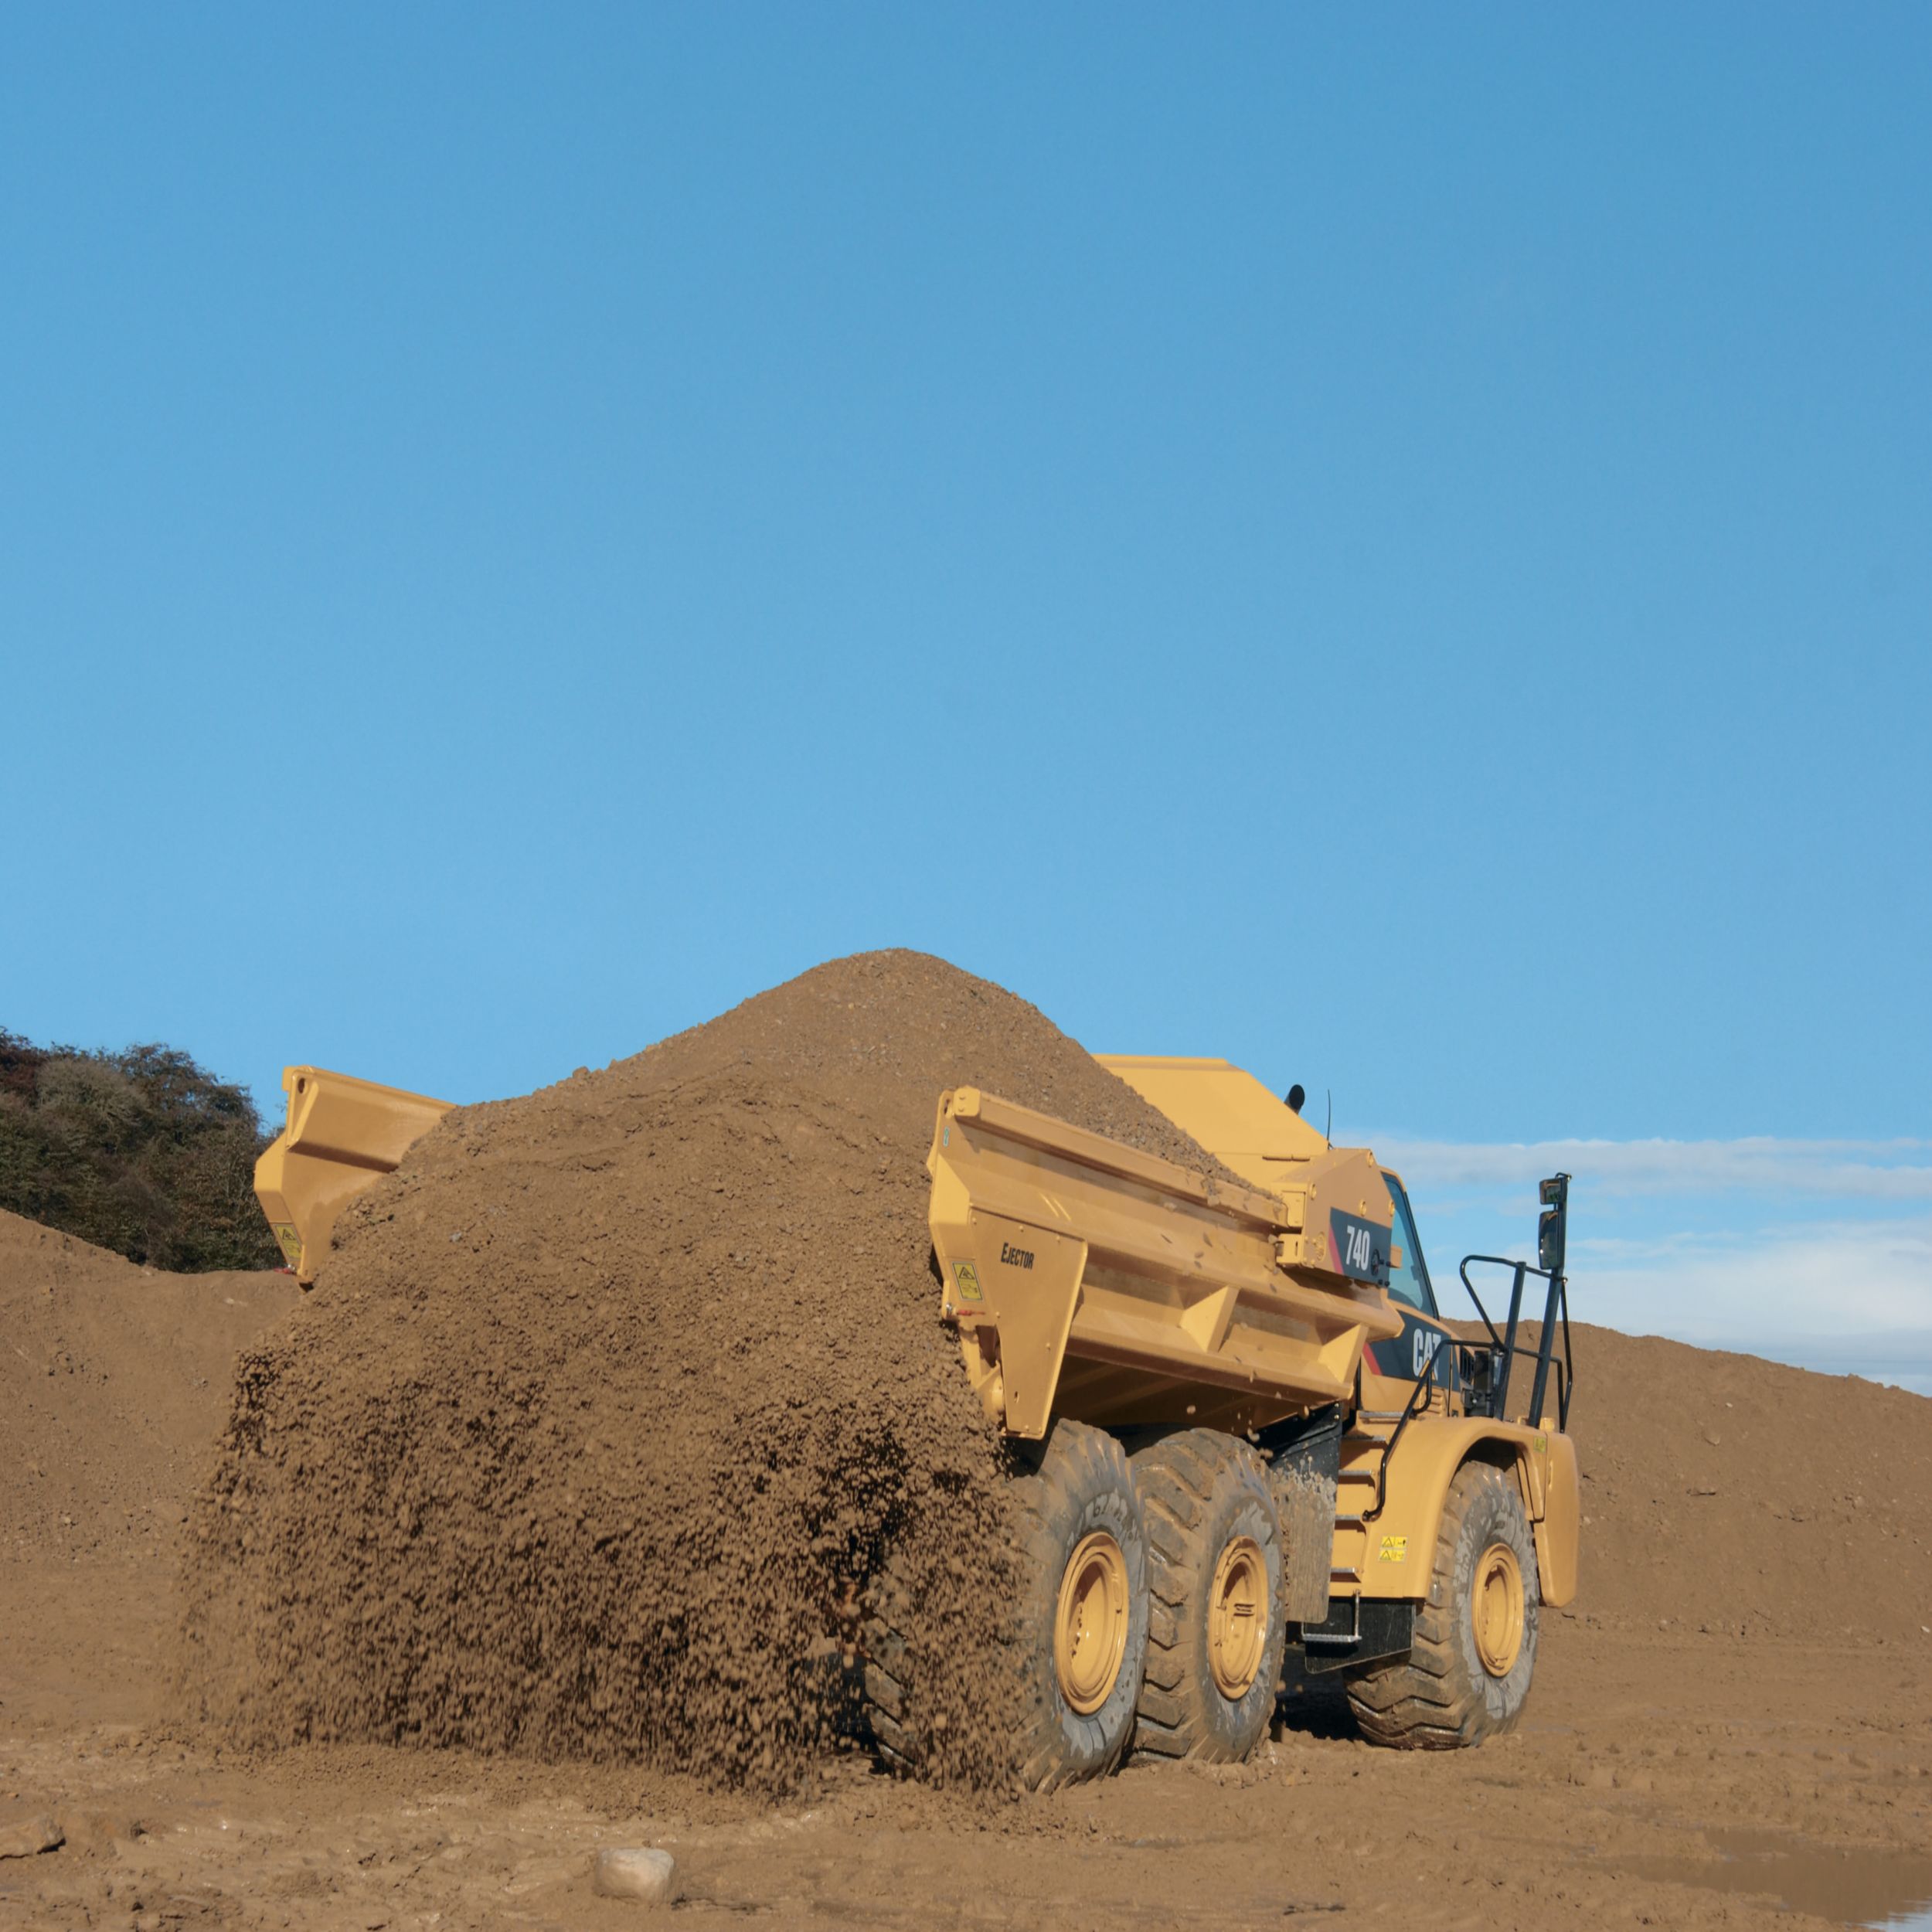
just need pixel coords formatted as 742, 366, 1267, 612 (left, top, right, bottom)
1456, 1253, 1573, 1431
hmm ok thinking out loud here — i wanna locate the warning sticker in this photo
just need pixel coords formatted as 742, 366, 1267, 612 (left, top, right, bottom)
1378, 1535, 1409, 1563
272, 1223, 304, 1271
952, 1260, 983, 1304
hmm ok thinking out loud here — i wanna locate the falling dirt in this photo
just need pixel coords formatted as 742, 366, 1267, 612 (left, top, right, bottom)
3, 949, 1930, 1929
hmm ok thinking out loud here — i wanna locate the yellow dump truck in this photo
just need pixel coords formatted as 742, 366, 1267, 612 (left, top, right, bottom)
887, 1058, 1580, 1787
255, 1055, 1579, 1792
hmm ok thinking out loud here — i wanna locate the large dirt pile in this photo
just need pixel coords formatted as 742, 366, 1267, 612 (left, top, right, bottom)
174, 951, 1230, 1791
1548, 1323, 1932, 1643
0, 1209, 297, 1566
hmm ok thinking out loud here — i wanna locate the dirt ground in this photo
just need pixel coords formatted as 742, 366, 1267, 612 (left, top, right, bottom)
5, 1586, 1930, 1931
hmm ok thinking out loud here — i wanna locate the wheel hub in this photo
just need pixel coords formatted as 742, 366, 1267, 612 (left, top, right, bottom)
1206, 1536, 1267, 1699
1471, 1539, 1526, 1677
1054, 1531, 1130, 1715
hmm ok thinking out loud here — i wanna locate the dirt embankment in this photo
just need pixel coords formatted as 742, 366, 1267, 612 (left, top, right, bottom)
172, 951, 1233, 1792
1552, 1323, 1932, 1645
0, 1211, 297, 1568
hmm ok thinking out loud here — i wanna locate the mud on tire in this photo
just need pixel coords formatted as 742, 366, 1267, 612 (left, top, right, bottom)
1346, 1460, 1539, 1749
1131, 1429, 1287, 1764
862, 1418, 1147, 1792
1009, 1420, 1150, 1791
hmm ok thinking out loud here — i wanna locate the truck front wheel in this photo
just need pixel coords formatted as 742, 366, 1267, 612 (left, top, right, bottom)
1346, 1460, 1539, 1748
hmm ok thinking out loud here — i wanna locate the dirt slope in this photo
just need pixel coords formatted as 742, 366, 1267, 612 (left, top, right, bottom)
1555, 1322, 1932, 1643
0, 1210, 298, 1566
174, 951, 1234, 1791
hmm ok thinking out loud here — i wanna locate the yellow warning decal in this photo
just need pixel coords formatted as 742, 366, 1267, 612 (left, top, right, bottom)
1378, 1535, 1409, 1563
952, 1260, 983, 1304
272, 1223, 304, 1271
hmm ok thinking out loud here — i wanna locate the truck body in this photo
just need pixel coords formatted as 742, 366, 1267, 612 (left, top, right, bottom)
924, 1060, 1580, 1701
253, 1066, 451, 1284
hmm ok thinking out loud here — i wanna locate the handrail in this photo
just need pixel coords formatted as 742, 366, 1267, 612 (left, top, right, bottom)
1458, 1253, 1573, 1431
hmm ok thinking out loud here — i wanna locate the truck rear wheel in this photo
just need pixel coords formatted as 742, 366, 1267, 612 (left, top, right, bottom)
1131, 1429, 1287, 1763
1009, 1419, 1150, 1790
1345, 1461, 1539, 1749
859, 1419, 1146, 1790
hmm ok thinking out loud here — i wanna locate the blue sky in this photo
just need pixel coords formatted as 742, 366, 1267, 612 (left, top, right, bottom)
2, 9, 1927, 1381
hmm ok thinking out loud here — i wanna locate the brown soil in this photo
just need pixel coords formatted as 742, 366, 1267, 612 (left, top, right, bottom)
0, 1209, 298, 1740
4, 949, 1930, 1929
172, 951, 1237, 1793
1549, 1322, 1932, 1645
0, 1211, 298, 1573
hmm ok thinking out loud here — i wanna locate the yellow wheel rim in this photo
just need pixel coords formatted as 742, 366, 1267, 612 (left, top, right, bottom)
1207, 1536, 1268, 1699
1471, 1540, 1526, 1677
1054, 1531, 1131, 1715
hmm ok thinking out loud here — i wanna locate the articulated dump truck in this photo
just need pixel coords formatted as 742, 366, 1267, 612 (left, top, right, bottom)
254, 1065, 452, 1284
257, 1056, 1580, 1793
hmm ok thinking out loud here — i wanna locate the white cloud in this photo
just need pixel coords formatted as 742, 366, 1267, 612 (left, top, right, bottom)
1376, 1134, 1932, 1391
1372, 1134, 1932, 1200
1570, 1214, 1932, 1346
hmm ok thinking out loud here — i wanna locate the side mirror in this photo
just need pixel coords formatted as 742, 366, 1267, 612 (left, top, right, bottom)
1537, 1173, 1570, 1275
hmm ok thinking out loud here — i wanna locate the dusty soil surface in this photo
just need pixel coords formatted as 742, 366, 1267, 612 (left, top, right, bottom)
5, 1607, 1930, 1930
5, 951, 1930, 1928
0, 1210, 300, 1736
0, 1213, 300, 1574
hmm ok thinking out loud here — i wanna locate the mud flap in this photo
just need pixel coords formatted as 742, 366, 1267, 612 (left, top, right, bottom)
1261, 1405, 1344, 1624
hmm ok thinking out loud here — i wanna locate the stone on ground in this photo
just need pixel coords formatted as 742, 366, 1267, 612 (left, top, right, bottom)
591, 1846, 680, 1903
0, 1811, 63, 1859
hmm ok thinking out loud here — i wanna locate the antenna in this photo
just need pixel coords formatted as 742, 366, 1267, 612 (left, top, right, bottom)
1325, 1089, 1332, 1146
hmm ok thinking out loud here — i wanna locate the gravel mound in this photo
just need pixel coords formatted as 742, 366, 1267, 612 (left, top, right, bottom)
174, 951, 1226, 1791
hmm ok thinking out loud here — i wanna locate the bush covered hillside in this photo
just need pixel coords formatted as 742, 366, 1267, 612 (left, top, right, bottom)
0, 1033, 281, 1271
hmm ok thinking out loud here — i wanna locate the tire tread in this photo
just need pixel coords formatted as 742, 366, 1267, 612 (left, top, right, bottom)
1131, 1429, 1286, 1764
1345, 1461, 1539, 1750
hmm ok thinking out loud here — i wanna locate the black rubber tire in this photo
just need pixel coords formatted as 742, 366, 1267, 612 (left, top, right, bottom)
1009, 1420, 1150, 1791
862, 1418, 1148, 1791
1131, 1429, 1287, 1764
860, 1590, 918, 1776
1345, 1461, 1539, 1749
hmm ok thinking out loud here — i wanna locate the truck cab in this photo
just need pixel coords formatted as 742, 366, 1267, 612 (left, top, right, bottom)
1091, 1058, 1580, 1713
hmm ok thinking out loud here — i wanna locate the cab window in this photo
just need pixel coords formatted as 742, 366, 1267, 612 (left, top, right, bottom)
1383, 1176, 1438, 1317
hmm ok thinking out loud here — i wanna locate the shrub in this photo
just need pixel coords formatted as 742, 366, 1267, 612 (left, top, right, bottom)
0, 1032, 281, 1270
